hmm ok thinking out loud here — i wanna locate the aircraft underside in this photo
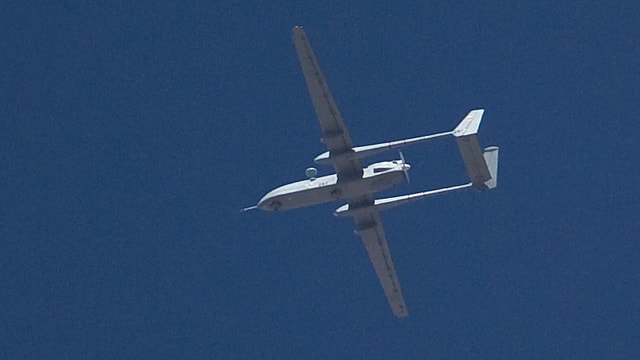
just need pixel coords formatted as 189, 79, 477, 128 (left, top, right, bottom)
258, 169, 405, 211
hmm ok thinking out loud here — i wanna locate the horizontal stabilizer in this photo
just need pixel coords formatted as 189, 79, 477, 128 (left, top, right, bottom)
453, 109, 484, 137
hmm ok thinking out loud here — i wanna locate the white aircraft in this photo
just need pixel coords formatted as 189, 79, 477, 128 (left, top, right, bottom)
243, 26, 499, 318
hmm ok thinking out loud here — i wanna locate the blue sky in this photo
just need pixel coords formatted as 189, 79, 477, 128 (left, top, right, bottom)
2, 1, 639, 358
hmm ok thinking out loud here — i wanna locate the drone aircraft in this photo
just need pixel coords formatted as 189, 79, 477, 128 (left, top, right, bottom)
243, 26, 499, 318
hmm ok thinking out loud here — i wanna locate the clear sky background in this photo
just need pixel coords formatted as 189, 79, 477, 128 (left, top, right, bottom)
2, 1, 639, 358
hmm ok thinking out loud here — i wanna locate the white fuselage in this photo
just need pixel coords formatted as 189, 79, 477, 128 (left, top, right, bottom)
257, 161, 409, 211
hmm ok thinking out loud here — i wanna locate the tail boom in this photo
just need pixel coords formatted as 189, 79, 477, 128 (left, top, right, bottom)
315, 109, 486, 166
334, 145, 499, 217
334, 183, 473, 217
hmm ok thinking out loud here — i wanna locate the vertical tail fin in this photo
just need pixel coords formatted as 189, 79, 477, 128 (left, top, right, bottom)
453, 109, 484, 137
453, 109, 499, 190
482, 146, 499, 189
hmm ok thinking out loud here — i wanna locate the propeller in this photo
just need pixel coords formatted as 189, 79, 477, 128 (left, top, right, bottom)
399, 151, 410, 184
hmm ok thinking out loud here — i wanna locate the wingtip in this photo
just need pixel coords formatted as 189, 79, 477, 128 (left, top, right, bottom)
395, 306, 409, 318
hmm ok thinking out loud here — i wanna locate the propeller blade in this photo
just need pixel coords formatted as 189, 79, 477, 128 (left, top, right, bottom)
399, 151, 410, 184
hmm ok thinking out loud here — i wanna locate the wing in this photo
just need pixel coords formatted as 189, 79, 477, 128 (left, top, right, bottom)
350, 195, 408, 317
292, 26, 362, 180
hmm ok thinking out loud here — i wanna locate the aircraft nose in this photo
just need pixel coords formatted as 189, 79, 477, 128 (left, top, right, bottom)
402, 163, 411, 171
